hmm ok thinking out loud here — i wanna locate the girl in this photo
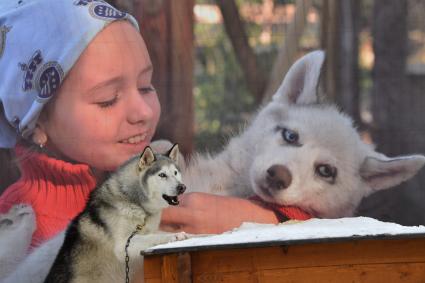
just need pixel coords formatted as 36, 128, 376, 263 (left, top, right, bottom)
0, 0, 280, 251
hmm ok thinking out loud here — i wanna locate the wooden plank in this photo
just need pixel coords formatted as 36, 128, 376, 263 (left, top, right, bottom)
190, 238, 425, 274
143, 237, 425, 282
193, 262, 425, 283
177, 252, 192, 283
143, 255, 162, 280
161, 254, 179, 282
142, 253, 192, 283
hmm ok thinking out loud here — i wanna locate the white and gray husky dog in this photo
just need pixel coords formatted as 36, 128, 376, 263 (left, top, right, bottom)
1, 144, 186, 283
182, 50, 425, 218
1, 51, 424, 283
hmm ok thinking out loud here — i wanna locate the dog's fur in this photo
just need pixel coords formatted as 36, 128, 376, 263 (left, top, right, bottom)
3, 144, 186, 283
1, 51, 425, 283
0, 204, 35, 279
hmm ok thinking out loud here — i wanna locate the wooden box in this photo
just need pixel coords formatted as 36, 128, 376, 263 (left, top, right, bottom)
137, 218, 425, 283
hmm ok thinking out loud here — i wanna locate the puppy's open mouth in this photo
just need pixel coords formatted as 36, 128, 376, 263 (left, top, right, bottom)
162, 194, 179, 206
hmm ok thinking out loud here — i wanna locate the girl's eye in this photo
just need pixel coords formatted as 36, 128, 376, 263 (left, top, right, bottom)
158, 173, 167, 178
97, 96, 118, 108
138, 85, 156, 95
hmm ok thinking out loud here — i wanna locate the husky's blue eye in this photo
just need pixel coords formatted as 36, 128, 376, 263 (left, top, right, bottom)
282, 128, 299, 144
158, 173, 167, 178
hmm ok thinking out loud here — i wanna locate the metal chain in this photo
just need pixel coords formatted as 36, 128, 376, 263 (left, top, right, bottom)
125, 224, 144, 283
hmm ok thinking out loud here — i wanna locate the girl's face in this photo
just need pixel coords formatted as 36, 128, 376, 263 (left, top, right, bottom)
39, 21, 160, 171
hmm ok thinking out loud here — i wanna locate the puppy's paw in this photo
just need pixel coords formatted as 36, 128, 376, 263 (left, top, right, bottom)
0, 204, 35, 234
0, 204, 36, 279
171, 232, 189, 242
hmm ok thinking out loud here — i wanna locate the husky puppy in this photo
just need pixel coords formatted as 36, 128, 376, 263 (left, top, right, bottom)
42, 144, 186, 283
184, 51, 425, 218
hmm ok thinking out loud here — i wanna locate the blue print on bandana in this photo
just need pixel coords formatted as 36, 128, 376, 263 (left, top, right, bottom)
36, 62, 64, 99
74, 0, 103, 6
0, 26, 11, 60
89, 2, 127, 21
20, 50, 43, 91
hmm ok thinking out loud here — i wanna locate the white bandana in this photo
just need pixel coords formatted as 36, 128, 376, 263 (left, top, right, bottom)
0, 0, 139, 147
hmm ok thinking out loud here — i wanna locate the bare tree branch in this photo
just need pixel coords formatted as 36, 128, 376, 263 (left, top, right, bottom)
215, 0, 267, 104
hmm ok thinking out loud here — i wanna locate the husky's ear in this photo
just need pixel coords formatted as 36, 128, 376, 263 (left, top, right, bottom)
272, 50, 325, 105
166, 143, 180, 164
360, 154, 425, 192
139, 146, 156, 170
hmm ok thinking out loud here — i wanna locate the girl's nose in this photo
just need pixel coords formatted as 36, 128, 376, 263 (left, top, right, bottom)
127, 88, 155, 124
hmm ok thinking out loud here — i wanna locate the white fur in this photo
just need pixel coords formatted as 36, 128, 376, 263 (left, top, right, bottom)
1, 232, 64, 283
0, 204, 35, 280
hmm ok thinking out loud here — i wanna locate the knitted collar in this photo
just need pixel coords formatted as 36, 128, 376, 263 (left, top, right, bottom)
12, 146, 97, 218
3, 146, 98, 246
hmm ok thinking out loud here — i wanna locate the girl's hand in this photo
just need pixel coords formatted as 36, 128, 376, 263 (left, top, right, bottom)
160, 192, 279, 234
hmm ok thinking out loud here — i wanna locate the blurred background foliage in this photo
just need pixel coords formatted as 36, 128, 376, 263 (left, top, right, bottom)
194, 0, 328, 152
194, 21, 255, 152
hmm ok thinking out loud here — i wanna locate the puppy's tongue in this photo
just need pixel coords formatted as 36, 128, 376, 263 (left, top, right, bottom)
162, 194, 179, 206
249, 195, 313, 221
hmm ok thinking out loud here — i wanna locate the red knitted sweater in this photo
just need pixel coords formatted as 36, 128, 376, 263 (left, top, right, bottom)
0, 147, 97, 248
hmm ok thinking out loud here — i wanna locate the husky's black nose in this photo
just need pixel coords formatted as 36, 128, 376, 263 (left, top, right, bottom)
176, 184, 186, 195
266, 165, 292, 190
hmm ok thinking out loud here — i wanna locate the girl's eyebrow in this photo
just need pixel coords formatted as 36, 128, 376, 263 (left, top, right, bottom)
88, 65, 153, 94
88, 76, 123, 94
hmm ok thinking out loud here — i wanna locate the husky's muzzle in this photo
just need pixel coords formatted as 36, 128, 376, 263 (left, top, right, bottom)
162, 184, 186, 206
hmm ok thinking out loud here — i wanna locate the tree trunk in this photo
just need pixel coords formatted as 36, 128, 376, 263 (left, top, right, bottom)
215, 0, 266, 104
321, 0, 361, 125
371, 0, 408, 151
134, 0, 195, 156
262, 0, 311, 103
358, 0, 425, 225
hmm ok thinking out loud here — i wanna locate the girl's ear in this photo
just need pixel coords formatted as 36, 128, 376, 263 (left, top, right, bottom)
31, 125, 48, 148
166, 143, 179, 164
